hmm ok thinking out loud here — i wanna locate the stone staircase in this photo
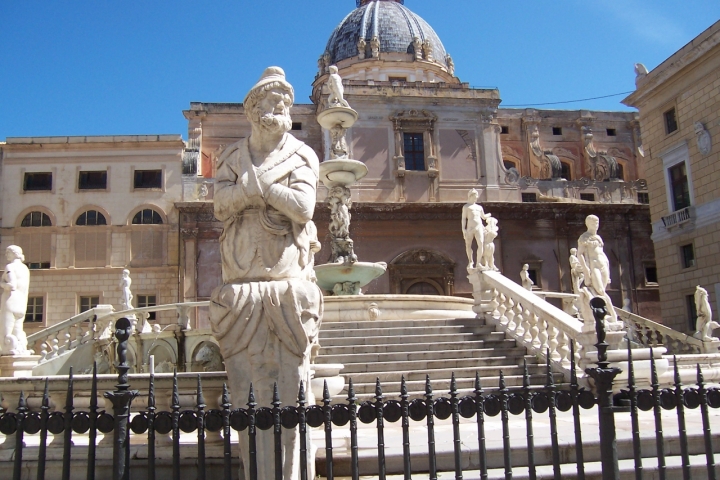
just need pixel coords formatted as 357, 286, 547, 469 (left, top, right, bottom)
315, 315, 562, 401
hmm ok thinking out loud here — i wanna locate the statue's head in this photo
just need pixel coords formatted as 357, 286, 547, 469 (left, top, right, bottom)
329, 65, 338, 75
6, 245, 24, 262
122, 269, 130, 278
696, 285, 708, 298
522, 263, 529, 270
570, 247, 577, 255
244, 67, 294, 135
468, 188, 479, 202
585, 214, 600, 231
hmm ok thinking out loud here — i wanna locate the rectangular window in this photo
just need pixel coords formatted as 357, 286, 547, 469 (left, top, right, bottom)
606, 128, 617, 136
75, 231, 107, 268
134, 170, 162, 189
561, 163, 571, 180
79, 296, 100, 313
403, 132, 425, 171
78, 170, 107, 190
552, 127, 562, 136
687, 294, 698, 330
130, 230, 163, 267
521, 193, 537, 203
25, 296, 44, 323
644, 265, 658, 285
664, 108, 678, 134
389, 76, 407, 82
23, 172, 52, 191
668, 162, 690, 211
680, 243, 695, 269
501, 126, 509, 134
580, 193, 595, 202
137, 294, 157, 320
291, 122, 302, 131
637, 192, 650, 204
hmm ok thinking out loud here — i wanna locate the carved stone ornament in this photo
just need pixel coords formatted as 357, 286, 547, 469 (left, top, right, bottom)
582, 125, 597, 158
412, 37, 422, 60
357, 37, 366, 60
446, 54, 455, 76
370, 36, 380, 58
529, 124, 543, 158
695, 122, 712, 156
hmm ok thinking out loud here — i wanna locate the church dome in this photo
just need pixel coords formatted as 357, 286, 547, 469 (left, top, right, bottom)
324, 0, 450, 70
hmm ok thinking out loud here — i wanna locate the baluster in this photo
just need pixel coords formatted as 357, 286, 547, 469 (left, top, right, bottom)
526, 312, 538, 346
538, 317, 549, 351
502, 297, 515, 328
497, 293, 508, 322
649, 329, 660, 348
505, 299, 517, 331
548, 326, 560, 362
557, 331, 570, 366
515, 305, 527, 338
59, 327, 72, 355
490, 289, 500, 318
49, 333, 60, 359
38, 339, 49, 361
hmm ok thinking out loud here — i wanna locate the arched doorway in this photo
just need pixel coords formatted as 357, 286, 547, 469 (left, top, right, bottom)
388, 249, 455, 295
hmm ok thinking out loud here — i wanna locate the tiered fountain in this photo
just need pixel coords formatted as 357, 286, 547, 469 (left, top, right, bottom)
313, 66, 386, 295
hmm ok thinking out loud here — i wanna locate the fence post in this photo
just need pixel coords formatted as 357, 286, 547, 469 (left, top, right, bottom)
584, 298, 621, 480
104, 318, 139, 480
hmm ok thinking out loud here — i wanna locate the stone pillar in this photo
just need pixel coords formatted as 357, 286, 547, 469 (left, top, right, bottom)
480, 118, 503, 201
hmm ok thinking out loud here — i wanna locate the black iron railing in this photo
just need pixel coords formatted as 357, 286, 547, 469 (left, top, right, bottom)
0, 300, 719, 480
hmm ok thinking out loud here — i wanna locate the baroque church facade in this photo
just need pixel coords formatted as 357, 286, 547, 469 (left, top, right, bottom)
1, 0, 659, 330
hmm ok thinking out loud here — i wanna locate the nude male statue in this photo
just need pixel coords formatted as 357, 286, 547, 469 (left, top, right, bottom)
462, 189, 490, 269
0, 246, 30, 355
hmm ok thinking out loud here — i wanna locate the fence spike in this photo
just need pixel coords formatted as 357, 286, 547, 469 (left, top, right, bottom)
222, 383, 231, 408
450, 372, 457, 397
172, 368, 180, 410
401, 375, 408, 398
425, 374, 433, 397
697, 363, 704, 386
546, 348, 555, 388
499, 370, 505, 390
197, 375, 206, 409
17, 390, 27, 410
474, 371, 482, 395
673, 355, 681, 386
347, 377, 356, 404
375, 377, 383, 401
42, 378, 50, 408
523, 359, 530, 389
298, 380, 306, 406
272, 383, 281, 408
248, 382, 257, 408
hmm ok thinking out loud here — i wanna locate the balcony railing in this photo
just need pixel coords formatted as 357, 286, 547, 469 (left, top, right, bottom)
661, 206, 692, 228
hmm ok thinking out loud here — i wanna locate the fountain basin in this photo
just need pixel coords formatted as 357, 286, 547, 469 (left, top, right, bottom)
317, 106, 358, 130
319, 159, 368, 188
314, 261, 387, 293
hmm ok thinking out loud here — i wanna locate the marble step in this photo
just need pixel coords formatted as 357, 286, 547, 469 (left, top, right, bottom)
315, 346, 529, 365
320, 318, 485, 330
319, 324, 494, 339
318, 331, 506, 347
332, 373, 564, 400
319, 338, 518, 356
341, 364, 549, 385
326, 355, 538, 374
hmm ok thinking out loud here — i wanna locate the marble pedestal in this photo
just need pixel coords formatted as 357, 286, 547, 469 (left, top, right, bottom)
0, 355, 41, 377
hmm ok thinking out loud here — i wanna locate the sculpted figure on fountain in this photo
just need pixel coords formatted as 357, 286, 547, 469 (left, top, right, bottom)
482, 216, 499, 271
0, 246, 31, 355
209, 66, 322, 480
119, 269, 133, 311
520, 264, 534, 291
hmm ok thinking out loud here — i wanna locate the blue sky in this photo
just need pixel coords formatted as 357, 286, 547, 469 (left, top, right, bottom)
1, 1, 718, 139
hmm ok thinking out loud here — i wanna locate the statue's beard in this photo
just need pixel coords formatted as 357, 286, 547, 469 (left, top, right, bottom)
255, 110, 292, 135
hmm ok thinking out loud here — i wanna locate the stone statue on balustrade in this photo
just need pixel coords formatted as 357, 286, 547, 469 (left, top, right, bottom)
520, 264, 534, 291
0, 246, 31, 356
693, 286, 719, 341
119, 269, 133, 311
482, 216, 499, 271
576, 215, 621, 329
462, 189, 491, 270
327, 65, 349, 108
208, 67, 322, 480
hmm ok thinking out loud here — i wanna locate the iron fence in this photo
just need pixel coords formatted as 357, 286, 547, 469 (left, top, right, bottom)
0, 304, 719, 480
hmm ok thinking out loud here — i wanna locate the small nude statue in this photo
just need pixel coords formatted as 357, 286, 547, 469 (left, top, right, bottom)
569, 248, 584, 295
119, 269, 133, 311
694, 286, 719, 341
461, 189, 490, 270
327, 66, 349, 108
577, 214, 618, 325
0, 246, 30, 355
481, 216, 499, 271
520, 264, 534, 291
330, 125, 349, 159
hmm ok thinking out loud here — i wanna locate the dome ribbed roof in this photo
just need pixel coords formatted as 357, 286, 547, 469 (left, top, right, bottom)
325, 0, 448, 68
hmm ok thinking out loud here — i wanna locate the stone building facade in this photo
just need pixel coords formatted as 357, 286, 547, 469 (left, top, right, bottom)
623, 20, 720, 332
0, 135, 184, 329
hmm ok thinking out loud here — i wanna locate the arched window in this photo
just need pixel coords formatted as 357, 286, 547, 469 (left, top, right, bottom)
504, 160, 517, 170
21, 211, 52, 227
74, 209, 108, 268
561, 162, 572, 180
132, 209, 163, 225
76, 210, 107, 226
616, 163, 625, 181
17, 211, 52, 268
130, 208, 165, 267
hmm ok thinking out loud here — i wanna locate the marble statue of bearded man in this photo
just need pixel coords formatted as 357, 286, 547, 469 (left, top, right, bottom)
209, 66, 322, 480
